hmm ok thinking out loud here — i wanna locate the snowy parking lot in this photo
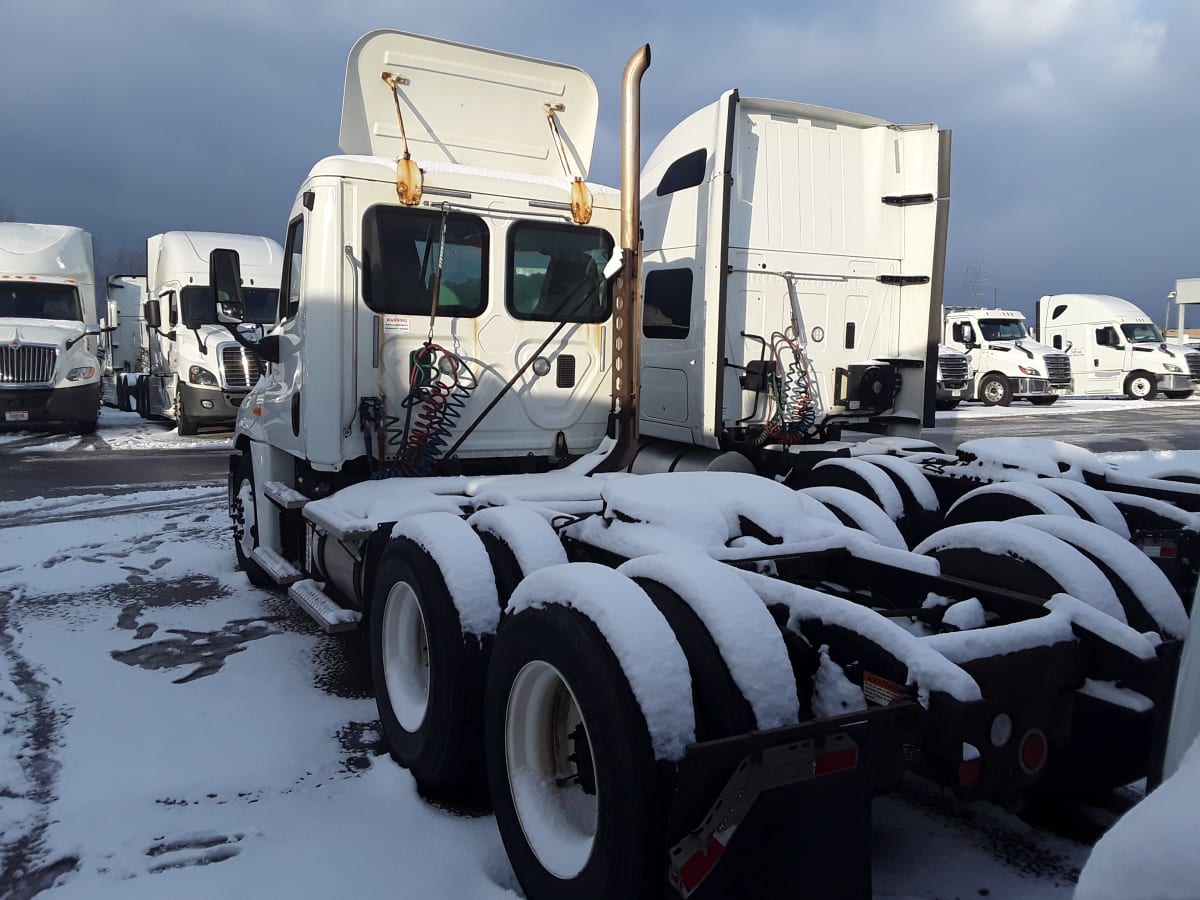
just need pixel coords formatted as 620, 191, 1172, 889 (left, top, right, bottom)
1, 401, 1198, 899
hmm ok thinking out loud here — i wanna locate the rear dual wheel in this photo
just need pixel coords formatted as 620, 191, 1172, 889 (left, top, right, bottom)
487, 603, 669, 900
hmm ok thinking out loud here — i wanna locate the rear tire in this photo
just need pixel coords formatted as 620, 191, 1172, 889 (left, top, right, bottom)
1164, 390, 1193, 400
1124, 371, 1157, 400
979, 373, 1012, 407
486, 604, 669, 900
370, 538, 488, 798
231, 453, 272, 587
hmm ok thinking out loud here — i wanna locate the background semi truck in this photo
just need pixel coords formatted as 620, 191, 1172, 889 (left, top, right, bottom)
137, 231, 282, 434
190, 30, 1197, 900
98, 275, 148, 411
1035, 292, 1200, 400
942, 306, 1072, 405
0, 222, 101, 433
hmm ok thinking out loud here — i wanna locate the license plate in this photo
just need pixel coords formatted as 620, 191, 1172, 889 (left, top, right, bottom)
951, 389, 962, 396
5, 410, 29, 422
1053, 388, 1070, 395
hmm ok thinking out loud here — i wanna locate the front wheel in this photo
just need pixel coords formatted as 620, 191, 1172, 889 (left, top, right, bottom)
978, 373, 1013, 406
1028, 395, 1058, 406
1124, 371, 1157, 400
231, 454, 271, 587
176, 393, 199, 436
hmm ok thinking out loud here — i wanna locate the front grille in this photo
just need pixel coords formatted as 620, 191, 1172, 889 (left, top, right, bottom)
1044, 353, 1072, 387
1186, 352, 1200, 380
0, 343, 56, 384
938, 355, 969, 382
220, 344, 264, 389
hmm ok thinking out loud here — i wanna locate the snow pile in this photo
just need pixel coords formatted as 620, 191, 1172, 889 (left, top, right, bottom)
811, 647, 868, 718
810, 458, 905, 519
914, 521, 1126, 622
618, 554, 800, 731
955, 437, 1107, 482
1031, 479, 1130, 538
853, 454, 941, 512
509, 563, 695, 760
800, 486, 908, 550
1013, 515, 1189, 639
737, 570, 981, 704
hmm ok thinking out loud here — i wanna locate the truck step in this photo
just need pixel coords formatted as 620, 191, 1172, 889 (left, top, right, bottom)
302, 503, 378, 544
251, 546, 303, 586
264, 480, 309, 510
288, 579, 362, 634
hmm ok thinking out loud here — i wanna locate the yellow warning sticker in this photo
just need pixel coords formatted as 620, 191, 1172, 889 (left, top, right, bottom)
862, 671, 907, 706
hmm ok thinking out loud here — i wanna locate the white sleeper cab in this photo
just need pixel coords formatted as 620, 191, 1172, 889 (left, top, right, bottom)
0, 222, 101, 433
943, 306, 1072, 406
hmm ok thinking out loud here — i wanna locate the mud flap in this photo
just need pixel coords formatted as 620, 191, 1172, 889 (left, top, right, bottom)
665, 704, 916, 899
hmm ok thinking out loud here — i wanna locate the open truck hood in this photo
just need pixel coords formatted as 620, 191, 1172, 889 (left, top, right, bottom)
340, 29, 599, 179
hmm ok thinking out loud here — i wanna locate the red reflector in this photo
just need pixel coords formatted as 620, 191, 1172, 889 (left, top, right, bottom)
1160, 545, 1178, 558
815, 745, 859, 775
958, 758, 981, 788
677, 836, 726, 893
1019, 729, 1048, 774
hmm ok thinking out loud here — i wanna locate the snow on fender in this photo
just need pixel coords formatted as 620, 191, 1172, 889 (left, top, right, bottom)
509, 563, 695, 760
467, 505, 568, 577
391, 511, 500, 636
619, 553, 800, 731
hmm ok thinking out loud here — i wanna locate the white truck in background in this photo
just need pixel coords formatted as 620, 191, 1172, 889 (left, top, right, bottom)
99, 275, 148, 411
934, 344, 970, 410
0, 223, 101, 433
1035, 293, 1200, 400
137, 231, 282, 434
942, 306, 1072, 406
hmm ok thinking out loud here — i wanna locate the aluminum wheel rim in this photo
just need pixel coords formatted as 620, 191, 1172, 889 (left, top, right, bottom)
505, 659, 598, 879
381, 582, 430, 731
983, 380, 1005, 403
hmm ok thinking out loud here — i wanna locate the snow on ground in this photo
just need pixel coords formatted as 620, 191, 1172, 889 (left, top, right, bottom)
6, 402, 1199, 898
0, 409, 231, 453
942, 394, 1200, 420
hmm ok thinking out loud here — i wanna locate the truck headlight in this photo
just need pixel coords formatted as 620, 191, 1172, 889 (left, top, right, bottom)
189, 366, 219, 386
1018, 365, 1041, 376
66, 366, 95, 381
1163, 363, 1183, 373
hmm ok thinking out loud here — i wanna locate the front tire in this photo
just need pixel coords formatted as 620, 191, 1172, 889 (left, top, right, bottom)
979, 373, 1013, 406
231, 453, 271, 587
935, 398, 960, 411
1124, 371, 1157, 400
1164, 389, 1193, 400
487, 604, 669, 900
176, 392, 199, 436
1028, 395, 1058, 406
370, 538, 488, 797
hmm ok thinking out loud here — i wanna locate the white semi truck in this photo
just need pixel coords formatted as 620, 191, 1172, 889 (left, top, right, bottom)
190, 31, 1196, 899
98, 275, 148, 411
136, 231, 282, 434
0, 223, 101, 433
1035, 293, 1200, 400
942, 306, 1072, 405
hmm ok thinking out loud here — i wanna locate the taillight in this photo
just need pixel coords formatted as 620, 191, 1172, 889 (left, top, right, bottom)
1018, 729, 1048, 775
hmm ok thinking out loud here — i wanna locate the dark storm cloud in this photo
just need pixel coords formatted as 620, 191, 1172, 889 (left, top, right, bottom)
3, 1, 1198, 324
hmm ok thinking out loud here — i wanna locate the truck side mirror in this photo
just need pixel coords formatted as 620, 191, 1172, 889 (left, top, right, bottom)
143, 299, 161, 330
106, 299, 120, 332
210, 248, 245, 315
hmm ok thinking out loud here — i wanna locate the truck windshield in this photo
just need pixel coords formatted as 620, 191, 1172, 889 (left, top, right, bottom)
507, 222, 613, 323
0, 282, 82, 321
1120, 323, 1163, 344
195, 285, 280, 325
977, 319, 1028, 341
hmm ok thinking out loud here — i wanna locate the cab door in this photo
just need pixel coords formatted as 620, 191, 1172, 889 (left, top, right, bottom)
1089, 324, 1123, 394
